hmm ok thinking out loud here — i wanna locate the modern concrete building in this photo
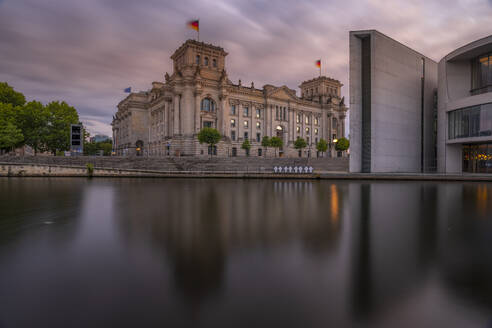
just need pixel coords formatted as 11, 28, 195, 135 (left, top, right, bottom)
349, 30, 438, 173
112, 39, 347, 158
438, 35, 492, 173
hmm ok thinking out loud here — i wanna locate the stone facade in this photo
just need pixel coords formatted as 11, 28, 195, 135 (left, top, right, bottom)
112, 40, 347, 157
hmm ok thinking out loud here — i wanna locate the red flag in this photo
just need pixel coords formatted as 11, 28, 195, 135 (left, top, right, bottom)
187, 20, 199, 31
315, 59, 321, 68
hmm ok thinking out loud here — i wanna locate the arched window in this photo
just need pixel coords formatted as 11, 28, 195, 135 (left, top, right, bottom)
196, 55, 200, 65
212, 58, 217, 67
204, 57, 209, 66
201, 98, 216, 112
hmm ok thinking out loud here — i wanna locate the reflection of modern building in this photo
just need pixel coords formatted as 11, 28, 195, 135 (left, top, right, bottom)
438, 36, 492, 173
349, 30, 438, 173
350, 30, 492, 173
112, 39, 347, 157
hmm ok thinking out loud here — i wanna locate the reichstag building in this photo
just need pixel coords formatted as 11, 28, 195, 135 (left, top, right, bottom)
112, 39, 347, 157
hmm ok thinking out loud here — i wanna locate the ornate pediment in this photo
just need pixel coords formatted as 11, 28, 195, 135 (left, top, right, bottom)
266, 86, 298, 101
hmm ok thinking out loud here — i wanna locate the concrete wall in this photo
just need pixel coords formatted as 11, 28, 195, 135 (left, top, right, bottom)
437, 35, 492, 173
350, 30, 438, 173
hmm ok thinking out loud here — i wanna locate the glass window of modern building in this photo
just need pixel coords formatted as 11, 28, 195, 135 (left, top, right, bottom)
471, 53, 492, 95
463, 143, 492, 173
448, 103, 492, 139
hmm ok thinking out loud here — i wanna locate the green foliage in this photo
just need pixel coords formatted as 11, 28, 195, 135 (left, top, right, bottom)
0, 103, 23, 152
17, 101, 49, 154
294, 137, 307, 150
44, 101, 79, 154
86, 163, 94, 177
335, 137, 350, 151
316, 138, 328, 153
261, 136, 271, 147
241, 139, 251, 156
0, 121, 23, 151
197, 128, 221, 147
241, 139, 251, 150
84, 139, 113, 156
270, 136, 283, 157
198, 127, 221, 157
0, 82, 26, 107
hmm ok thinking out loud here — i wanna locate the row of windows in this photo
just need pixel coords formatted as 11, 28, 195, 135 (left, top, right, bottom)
296, 126, 319, 135
296, 113, 320, 125
230, 119, 261, 129
276, 106, 287, 121
448, 103, 492, 139
230, 105, 262, 118
230, 131, 262, 142
301, 87, 338, 98
196, 55, 217, 68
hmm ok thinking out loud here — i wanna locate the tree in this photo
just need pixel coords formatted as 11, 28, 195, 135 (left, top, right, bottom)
294, 137, 307, 157
270, 136, 283, 157
197, 127, 221, 158
17, 101, 49, 154
0, 121, 23, 153
241, 138, 251, 156
335, 137, 350, 152
261, 136, 271, 157
0, 82, 26, 107
44, 101, 79, 154
0, 103, 23, 153
316, 138, 328, 157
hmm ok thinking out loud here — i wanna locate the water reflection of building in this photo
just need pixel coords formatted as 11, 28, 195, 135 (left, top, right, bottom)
113, 180, 344, 306
349, 182, 492, 324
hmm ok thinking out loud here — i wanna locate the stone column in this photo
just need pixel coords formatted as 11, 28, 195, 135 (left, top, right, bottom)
219, 94, 228, 137
173, 94, 180, 135
182, 86, 194, 136
194, 92, 201, 133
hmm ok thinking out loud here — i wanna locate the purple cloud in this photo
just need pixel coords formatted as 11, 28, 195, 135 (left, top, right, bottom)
0, 0, 491, 136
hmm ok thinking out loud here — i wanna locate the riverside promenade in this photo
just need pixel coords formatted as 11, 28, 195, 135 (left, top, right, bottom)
1, 156, 492, 181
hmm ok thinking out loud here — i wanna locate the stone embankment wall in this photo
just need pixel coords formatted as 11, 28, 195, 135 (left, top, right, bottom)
0, 156, 349, 173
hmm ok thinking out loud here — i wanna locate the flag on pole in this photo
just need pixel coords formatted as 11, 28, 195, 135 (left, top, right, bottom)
124, 87, 131, 93
187, 20, 199, 31
315, 59, 321, 68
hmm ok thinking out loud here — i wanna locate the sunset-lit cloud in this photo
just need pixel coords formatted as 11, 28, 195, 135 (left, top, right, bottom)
0, 0, 491, 136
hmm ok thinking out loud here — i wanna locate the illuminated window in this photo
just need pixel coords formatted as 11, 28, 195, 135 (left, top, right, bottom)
256, 108, 261, 118
305, 116, 309, 124
296, 126, 300, 133
315, 128, 318, 135
306, 127, 310, 134
296, 114, 301, 123
230, 119, 236, 128
256, 121, 261, 129
244, 120, 249, 128
314, 117, 319, 125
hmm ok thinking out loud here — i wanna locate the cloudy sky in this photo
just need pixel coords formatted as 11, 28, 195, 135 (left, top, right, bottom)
1, 0, 491, 136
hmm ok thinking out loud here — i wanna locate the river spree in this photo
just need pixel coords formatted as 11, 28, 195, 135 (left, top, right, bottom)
0, 178, 491, 327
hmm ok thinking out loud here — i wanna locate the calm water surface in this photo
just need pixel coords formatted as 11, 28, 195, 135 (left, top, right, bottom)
0, 178, 491, 327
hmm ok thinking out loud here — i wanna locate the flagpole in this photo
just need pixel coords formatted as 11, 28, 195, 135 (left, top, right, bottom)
198, 19, 200, 42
